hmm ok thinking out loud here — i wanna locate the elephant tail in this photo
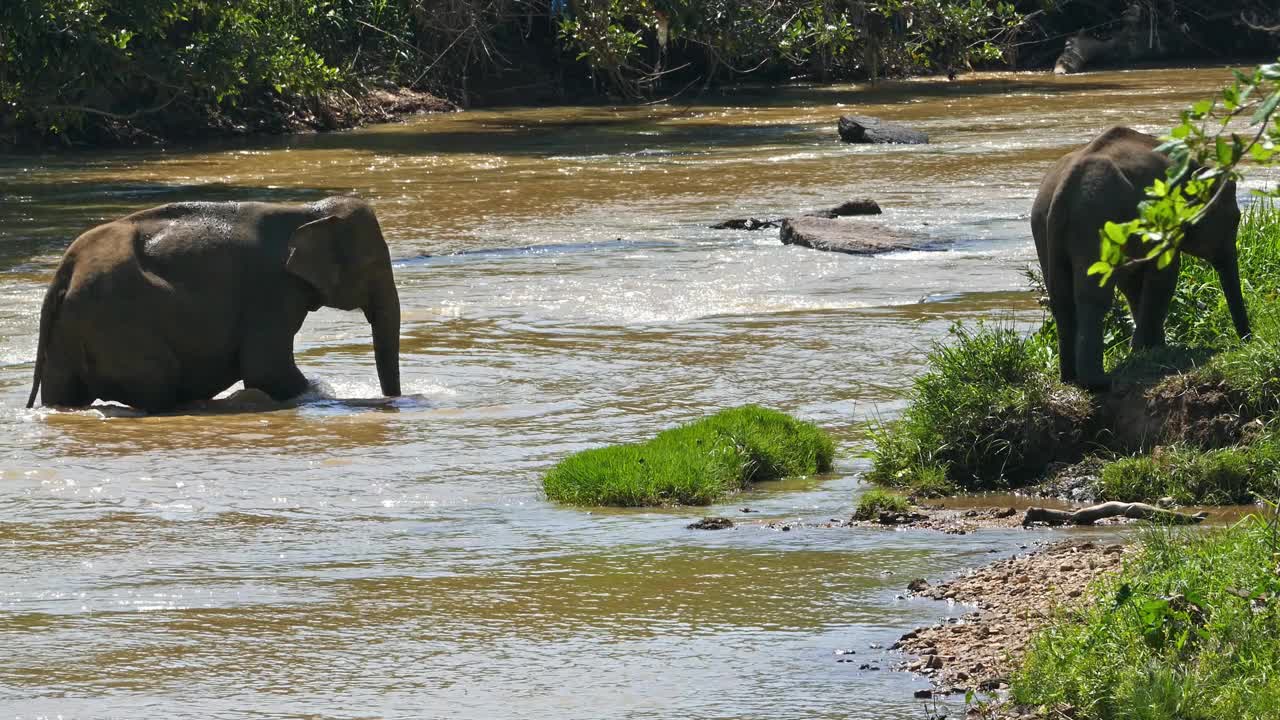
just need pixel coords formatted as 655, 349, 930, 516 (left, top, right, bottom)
1045, 157, 1090, 257
27, 262, 72, 408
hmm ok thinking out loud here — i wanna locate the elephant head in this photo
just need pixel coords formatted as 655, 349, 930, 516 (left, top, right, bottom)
285, 199, 401, 397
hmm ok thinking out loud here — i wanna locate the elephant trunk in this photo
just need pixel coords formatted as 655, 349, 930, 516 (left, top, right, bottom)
365, 272, 402, 397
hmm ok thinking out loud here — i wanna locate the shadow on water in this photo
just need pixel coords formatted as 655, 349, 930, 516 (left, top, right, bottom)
271, 75, 1138, 157
42, 385, 434, 419
714, 76, 1134, 106
281, 118, 826, 158
30, 387, 436, 456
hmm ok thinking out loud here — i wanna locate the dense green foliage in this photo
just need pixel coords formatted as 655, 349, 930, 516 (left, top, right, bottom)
542, 405, 834, 506
866, 321, 1090, 493
5, 1, 1277, 146
853, 487, 911, 519
869, 202, 1280, 499
1098, 440, 1280, 505
1013, 514, 1280, 718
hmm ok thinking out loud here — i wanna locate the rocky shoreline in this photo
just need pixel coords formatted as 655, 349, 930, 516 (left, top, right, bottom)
895, 539, 1131, 707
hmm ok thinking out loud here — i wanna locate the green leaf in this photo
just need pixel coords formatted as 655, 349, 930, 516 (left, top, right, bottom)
1216, 136, 1234, 166
1088, 261, 1115, 277
1191, 99, 1213, 117
1223, 84, 1240, 110
1103, 220, 1134, 246
1252, 90, 1280, 126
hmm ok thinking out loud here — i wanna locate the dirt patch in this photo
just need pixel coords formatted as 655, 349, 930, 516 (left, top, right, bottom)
1093, 375, 1258, 452
291, 86, 457, 133
844, 505, 1025, 534
893, 540, 1131, 696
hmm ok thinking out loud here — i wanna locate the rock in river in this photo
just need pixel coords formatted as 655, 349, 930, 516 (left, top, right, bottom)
780, 216, 935, 255
709, 217, 781, 231
812, 198, 882, 218
837, 115, 929, 144
687, 516, 735, 530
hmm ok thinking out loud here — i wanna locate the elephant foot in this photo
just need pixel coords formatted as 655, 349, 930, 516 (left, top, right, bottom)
1077, 376, 1112, 394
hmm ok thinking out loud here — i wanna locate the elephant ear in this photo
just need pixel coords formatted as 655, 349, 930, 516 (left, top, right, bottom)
286, 215, 343, 302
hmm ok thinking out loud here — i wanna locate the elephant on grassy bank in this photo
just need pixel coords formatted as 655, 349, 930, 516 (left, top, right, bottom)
1031, 126, 1249, 390
27, 196, 401, 412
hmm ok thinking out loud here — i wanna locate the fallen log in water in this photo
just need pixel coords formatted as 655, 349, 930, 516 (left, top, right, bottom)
1022, 501, 1207, 526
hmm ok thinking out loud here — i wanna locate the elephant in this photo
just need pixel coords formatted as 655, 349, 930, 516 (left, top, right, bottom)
1031, 126, 1250, 390
26, 195, 400, 412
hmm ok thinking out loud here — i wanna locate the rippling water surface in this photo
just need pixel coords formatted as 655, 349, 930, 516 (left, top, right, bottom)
1, 67, 1269, 718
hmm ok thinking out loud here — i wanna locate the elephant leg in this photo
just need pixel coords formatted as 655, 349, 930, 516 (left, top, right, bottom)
1116, 270, 1143, 329
1047, 261, 1078, 383
89, 336, 181, 412
240, 330, 309, 402
1072, 268, 1114, 391
39, 357, 92, 408
1214, 253, 1251, 340
1131, 260, 1178, 350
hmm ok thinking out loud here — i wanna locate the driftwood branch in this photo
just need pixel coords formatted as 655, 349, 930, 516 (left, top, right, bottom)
1023, 501, 1207, 526
1241, 11, 1280, 33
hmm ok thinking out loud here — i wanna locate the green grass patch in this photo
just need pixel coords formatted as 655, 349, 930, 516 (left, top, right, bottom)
1013, 513, 1280, 718
869, 202, 1280, 500
1097, 439, 1280, 506
866, 321, 1091, 492
543, 405, 835, 507
853, 488, 911, 520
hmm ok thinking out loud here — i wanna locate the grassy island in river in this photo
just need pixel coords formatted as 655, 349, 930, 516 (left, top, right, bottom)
543, 405, 834, 507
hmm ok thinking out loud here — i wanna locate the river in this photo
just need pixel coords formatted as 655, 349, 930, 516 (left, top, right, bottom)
0, 67, 1268, 718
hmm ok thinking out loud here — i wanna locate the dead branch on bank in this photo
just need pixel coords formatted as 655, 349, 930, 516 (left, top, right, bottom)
1022, 501, 1207, 526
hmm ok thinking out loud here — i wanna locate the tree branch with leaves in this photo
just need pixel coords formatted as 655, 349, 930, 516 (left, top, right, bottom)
1090, 60, 1280, 285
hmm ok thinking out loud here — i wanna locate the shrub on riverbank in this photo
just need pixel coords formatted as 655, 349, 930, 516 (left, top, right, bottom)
543, 405, 834, 507
1012, 513, 1280, 718
868, 202, 1280, 500
1096, 439, 1280, 505
866, 322, 1091, 494
853, 488, 911, 520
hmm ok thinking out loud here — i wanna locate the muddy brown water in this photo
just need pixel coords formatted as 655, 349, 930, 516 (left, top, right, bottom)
1, 68, 1273, 718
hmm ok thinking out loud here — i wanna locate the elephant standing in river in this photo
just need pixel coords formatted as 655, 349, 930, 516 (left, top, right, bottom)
27, 196, 401, 412
1031, 126, 1250, 389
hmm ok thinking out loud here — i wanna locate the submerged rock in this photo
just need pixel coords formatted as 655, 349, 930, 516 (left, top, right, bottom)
712, 200, 880, 231
780, 216, 936, 255
709, 217, 781, 230
687, 516, 734, 530
837, 115, 929, 144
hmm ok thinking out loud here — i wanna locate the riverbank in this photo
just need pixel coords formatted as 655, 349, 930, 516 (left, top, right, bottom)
861, 177, 1280, 716
868, 200, 1280, 507
890, 512, 1280, 719
895, 539, 1132, 698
